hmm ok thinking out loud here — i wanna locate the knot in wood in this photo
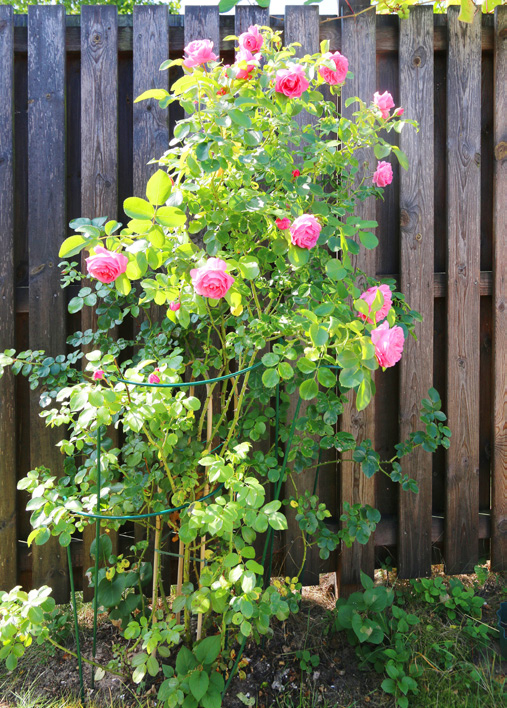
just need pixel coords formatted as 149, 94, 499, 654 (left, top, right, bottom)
474, 152, 480, 167
412, 46, 426, 68
400, 208, 410, 227
458, 357, 465, 369
415, 233, 422, 242
92, 32, 102, 44
0, 20, 7, 32
494, 141, 507, 161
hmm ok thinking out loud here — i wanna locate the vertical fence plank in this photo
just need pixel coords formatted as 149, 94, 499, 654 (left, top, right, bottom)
337, 0, 377, 594
184, 6, 219, 56
283, 5, 322, 584
235, 4, 270, 35
81, 6, 118, 599
133, 6, 169, 197
491, 6, 507, 571
0, 6, 17, 590
398, 7, 434, 579
27, 6, 68, 601
445, 7, 481, 574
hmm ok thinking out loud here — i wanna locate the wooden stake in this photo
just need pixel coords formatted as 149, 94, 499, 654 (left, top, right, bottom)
152, 486, 162, 622
196, 389, 212, 640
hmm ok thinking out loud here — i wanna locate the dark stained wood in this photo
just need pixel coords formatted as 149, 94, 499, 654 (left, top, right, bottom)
11, 16, 496, 55
282, 6, 323, 585
235, 5, 270, 36
491, 6, 507, 571
337, 0, 377, 596
184, 6, 219, 58
27, 6, 68, 602
0, 6, 17, 590
398, 7, 434, 579
445, 7, 481, 575
80, 6, 119, 600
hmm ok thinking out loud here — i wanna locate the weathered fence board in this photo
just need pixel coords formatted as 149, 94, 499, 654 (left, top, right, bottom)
0, 6, 17, 590
445, 7, 481, 575
491, 6, 507, 572
0, 8, 501, 595
27, 6, 68, 602
80, 5, 119, 600
338, 0, 377, 594
398, 7, 434, 579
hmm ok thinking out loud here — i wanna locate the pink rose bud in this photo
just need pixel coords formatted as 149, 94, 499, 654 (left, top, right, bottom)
373, 90, 395, 119
190, 258, 235, 299
394, 107, 404, 116
93, 370, 105, 381
357, 284, 392, 324
292, 169, 301, 179
289, 214, 321, 250
85, 246, 128, 284
238, 25, 263, 54
373, 161, 393, 188
319, 51, 349, 86
148, 373, 161, 384
183, 39, 218, 68
276, 218, 291, 230
233, 48, 258, 81
217, 87, 227, 96
169, 301, 181, 311
371, 321, 405, 368
274, 63, 309, 99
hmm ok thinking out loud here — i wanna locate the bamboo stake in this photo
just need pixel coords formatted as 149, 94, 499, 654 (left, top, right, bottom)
175, 385, 194, 625
152, 486, 162, 622
196, 387, 212, 640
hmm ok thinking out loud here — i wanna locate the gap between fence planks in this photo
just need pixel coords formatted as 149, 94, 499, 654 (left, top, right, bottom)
80, 5, 119, 600
398, 7, 434, 579
445, 7, 482, 575
491, 6, 507, 572
27, 6, 69, 602
337, 0, 377, 596
0, 6, 17, 590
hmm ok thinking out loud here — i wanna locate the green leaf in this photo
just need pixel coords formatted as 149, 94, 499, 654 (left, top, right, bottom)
392, 146, 409, 171
147, 654, 160, 677
146, 170, 173, 206
155, 206, 187, 228
262, 368, 280, 388
134, 88, 169, 104
97, 576, 125, 609
229, 109, 252, 129
189, 671, 209, 701
68, 297, 84, 314
458, 0, 475, 23
219, 0, 239, 11
326, 259, 347, 281
115, 273, 131, 296
300, 378, 318, 400
194, 635, 221, 665
288, 245, 310, 268
317, 367, 336, 388
297, 357, 316, 374
359, 232, 379, 250
374, 143, 391, 160
124, 197, 154, 220
238, 257, 259, 279
309, 323, 329, 347
176, 646, 197, 676
59, 235, 87, 258
262, 352, 279, 367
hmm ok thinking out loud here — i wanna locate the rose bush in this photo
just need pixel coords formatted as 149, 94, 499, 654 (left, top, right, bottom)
0, 26, 451, 708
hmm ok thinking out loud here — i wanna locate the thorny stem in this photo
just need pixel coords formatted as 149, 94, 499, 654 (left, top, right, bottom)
46, 637, 126, 679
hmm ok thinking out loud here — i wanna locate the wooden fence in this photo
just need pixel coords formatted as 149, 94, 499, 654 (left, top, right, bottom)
0, 3, 505, 603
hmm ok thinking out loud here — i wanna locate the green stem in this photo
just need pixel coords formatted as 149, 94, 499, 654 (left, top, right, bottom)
46, 637, 126, 680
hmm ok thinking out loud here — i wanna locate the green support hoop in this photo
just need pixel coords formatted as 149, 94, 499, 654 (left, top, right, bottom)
67, 360, 341, 701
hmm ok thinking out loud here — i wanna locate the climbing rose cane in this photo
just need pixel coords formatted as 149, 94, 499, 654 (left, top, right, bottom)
371, 321, 405, 368
85, 246, 128, 284
190, 258, 235, 299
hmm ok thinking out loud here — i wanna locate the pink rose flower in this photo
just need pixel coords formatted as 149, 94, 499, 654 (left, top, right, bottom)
394, 107, 404, 116
371, 321, 405, 368
357, 284, 392, 324
289, 214, 321, 250
85, 246, 128, 284
238, 25, 263, 54
93, 370, 105, 381
169, 301, 180, 311
373, 161, 393, 188
148, 372, 160, 384
183, 39, 218, 68
190, 258, 235, 299
274, 63, 309, 99
319, 51, 349, 86
233, 48, 258, 80
373, 90, 395, 119
292, 169, 300, 179
276, 218, 291, 230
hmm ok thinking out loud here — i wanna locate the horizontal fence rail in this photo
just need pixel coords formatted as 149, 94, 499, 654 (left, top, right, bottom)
0, 4, 505, 601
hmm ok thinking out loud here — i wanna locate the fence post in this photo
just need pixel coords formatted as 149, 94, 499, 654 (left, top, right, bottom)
491, 6, 507, 572
27, 6, 68, 602
0, 5, 17, 591
337, 0, 377, 596
445, 7, 481, 574
80, 6, 119, 600
398, 7, 434, 579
